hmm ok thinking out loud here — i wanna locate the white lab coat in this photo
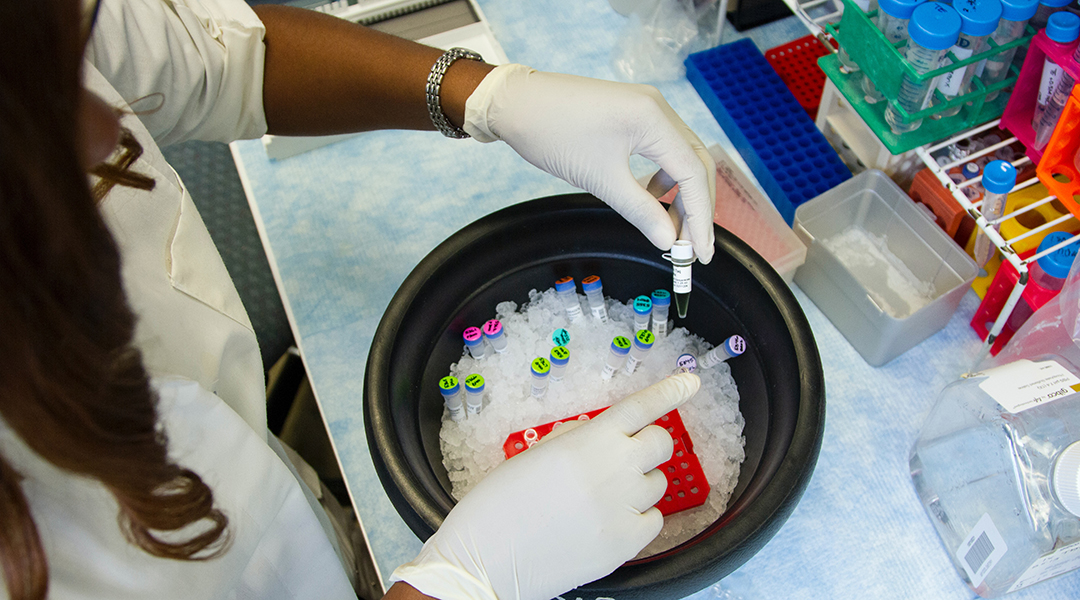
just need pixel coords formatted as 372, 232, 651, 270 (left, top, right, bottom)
0, 0, 355, 597
0, 379, 355, 600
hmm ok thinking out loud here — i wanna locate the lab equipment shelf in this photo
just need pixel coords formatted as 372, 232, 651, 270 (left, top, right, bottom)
685, 38, 852, 224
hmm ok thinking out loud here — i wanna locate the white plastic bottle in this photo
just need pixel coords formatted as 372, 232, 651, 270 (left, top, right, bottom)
910, 357, 1080, 597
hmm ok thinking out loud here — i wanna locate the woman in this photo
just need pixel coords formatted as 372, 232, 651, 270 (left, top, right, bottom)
0, 1, 707, 598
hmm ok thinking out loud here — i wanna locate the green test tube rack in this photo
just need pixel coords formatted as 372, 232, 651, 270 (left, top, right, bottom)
822, 0, 1033, 154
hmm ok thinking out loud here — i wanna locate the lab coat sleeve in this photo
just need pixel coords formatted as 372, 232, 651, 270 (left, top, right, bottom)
85, 0, 268, 146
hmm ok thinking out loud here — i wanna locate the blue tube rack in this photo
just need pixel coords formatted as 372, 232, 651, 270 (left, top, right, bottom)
686, 39, 851, 224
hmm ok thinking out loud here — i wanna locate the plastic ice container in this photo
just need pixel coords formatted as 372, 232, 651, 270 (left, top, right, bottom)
793, 170, 978, 366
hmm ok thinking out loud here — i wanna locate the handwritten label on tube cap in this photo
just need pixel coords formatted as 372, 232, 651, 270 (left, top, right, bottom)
552, 328, 570, 346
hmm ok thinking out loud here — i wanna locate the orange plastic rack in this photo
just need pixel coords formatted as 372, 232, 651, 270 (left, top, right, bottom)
1037, 86, 1080, 216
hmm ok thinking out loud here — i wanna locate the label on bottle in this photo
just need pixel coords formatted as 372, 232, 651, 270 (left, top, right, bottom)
673, 265, 692, 293
590, 304, 608, 323
1007, 538, 1080, 592
1038, 61, 1064, 107
957, 513, 1008, 587
974, 359, 1080, 413
937, 46, 975, 97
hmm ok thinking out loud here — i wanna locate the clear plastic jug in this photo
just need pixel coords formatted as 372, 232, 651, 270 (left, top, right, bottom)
910, 357, 1080, 597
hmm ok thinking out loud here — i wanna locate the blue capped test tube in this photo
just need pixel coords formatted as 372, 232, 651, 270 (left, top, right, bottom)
439, 376, 465, 422
464, 373, 485, 416
624, 329, 655, 374
632, 295, 652, 333
463, 326, 486, 360
651, 290, 671, 337
555, 276, 583, 322
601, 336, 632, 380
531, 357, 551, 398
581, 275, 608, 322
700, 335, 747, 368
674, 353, 697, 375
549, 346, 571, 382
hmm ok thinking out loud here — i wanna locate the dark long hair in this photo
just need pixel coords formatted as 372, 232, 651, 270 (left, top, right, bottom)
0, 2, 229, 598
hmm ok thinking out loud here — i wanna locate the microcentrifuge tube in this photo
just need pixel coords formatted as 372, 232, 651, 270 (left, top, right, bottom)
554, 276, 583, 322
464, 373, 485, 416
631, 295, 652, 333
601, 336, 632, 380
530, 357, 551, 398
549, 346, 570, 382
665, 241, 695, 319
673, 353, 697, 375
651, 290, 671, 337
700, 335, 747, 369
462, 326, 486, 360
624, 329, 655, 375
438, 376, 465, 422
552, 327, 570, 347
483, 319, 509, 354
581, 275, 608, 323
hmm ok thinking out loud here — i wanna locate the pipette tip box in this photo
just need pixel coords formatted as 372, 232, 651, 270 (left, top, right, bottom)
686, 39, 851, 225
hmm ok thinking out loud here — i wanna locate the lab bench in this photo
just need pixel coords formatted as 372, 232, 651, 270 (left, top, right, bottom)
229, 0, 1080, 597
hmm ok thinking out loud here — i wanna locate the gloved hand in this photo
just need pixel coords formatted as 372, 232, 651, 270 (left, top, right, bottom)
391, 373, 702, 600
464, 64, 717, 264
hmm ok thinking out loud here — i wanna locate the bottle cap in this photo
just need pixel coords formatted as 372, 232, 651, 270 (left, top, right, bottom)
909, 2, 962, 51
463, 326, 483, 345
555, 276, 576, 293
1036, 231, 1080, 279
464, 373, 485, 393
651, 289, 671, 306
676, 353, 697, 373
581, 275, 603, 293
482, 319, 503, 338
982, 160, 1017, 194
438, 376, 460, 396
1053, 441, 1080, 517
611, 336, 632, 355
879, 0, 927, 20
531, 357, 551, 376
670, 240, 695, 261
634, 329, 655, 349
552, 328, 570, 346
954, 0, 1003, 37
1046, 11, 1080, 43
550, 345, 570, 365
999, 0, 1037, 21
961, 162, 981, 179
632, 295, 653, 315
1041, 0, 1072, 8
725, 334, 747, 356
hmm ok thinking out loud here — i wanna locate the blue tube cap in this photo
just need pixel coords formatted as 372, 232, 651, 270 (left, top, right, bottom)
982, 160, 1017, 194
909, 2, 962, 51
555, 276, 576, 293
1041, 0, 1072, 8
549, 345, 570, 366
1046, 11, 1080, 43
632, 295, 652, 315
1036, 231, 1080, 279
581, 275, 603, 293
879, 0, 926, 19
999, 0, 1037, 21
954, 0, 1003, 37
651, 289, 671, 307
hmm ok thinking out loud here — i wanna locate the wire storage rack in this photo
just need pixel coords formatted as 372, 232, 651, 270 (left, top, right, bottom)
783, 0, 1080, 363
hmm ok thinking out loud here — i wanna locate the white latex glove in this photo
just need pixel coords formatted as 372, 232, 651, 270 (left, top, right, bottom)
464, 64, 717, 264
391, 373, 702, 600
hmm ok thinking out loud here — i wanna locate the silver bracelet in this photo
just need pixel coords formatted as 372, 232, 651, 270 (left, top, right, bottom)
426, 47, 483, 139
